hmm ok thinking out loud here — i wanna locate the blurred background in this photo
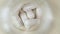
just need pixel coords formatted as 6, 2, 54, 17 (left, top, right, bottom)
0, 0, 60, 34
47, 0, 60, 34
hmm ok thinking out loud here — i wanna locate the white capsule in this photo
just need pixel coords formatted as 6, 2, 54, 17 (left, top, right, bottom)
36, 7, 42, 18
